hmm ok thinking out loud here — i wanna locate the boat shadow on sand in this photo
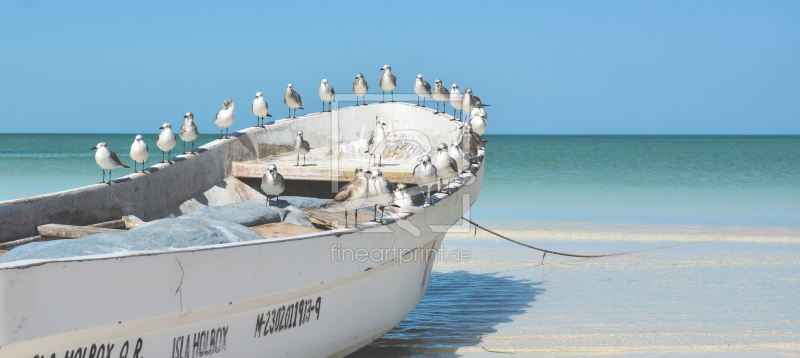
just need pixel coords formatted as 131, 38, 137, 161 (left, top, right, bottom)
348, 270, 543, 357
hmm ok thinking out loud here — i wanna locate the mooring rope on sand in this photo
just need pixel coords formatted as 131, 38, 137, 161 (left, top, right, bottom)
460, 217, 690, 262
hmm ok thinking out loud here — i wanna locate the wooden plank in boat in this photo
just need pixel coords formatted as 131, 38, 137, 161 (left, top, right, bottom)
248, 222, 323, 239
302, 208, 374, 229
37, 224, 124, 240
231, 160, 415, 184
0, 250, 6, 257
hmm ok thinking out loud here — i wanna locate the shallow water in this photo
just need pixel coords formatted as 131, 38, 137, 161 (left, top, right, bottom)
350, 235, 800, 356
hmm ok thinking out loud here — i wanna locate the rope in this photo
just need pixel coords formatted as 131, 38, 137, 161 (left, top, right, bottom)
460, 217, 688, 259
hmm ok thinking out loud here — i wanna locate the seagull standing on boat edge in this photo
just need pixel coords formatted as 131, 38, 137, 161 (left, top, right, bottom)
318, 79, 335, 112
366, 117, 387, 167
92, 142, 129, 184
433, 143, 459, 189
450, 84, 463, 121
432, 79, 450, 114
379, 65, 397, 103
252, 92, 271, 127
353, 73, 368, 106
260, 164, 285, 207
284, 84, 303, 118
460, 123, 481, 158
367, 168, 397, 222
294, 131, 311, 166
449, 140, 469, 172
157, 123, 177, 164
390, 183, 426, 214
413, 153, 438, 203
129, 135, 149, 173
180, 112, 199, 154
215, 99, 235, 139
461, 88, 475, 121
414, 74, 432, 107
329, 167, 371, 227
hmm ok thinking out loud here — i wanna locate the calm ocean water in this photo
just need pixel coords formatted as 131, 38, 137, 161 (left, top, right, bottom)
2, 134, 799, 356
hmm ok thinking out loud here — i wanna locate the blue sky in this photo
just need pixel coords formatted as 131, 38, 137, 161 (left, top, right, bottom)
0, 1, 797, 134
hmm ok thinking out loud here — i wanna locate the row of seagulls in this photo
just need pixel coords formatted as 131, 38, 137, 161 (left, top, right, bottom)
379, 65, 397, 102
260, 163, 285, 207
284, 84, 304, 118
353, 73, 368, 106
414, 74, 432, 107
293, 131, 311, 166
91, 143, 130, 183
432, 79, 450, 114
252, 92, 271, 127
157, 123, 176, 163
318, 79, 335, 112
216, 99, 235, 139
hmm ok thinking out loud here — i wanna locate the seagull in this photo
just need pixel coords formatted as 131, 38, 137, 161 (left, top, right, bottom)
433, 143, 459, 189
469, 113, 487, 136
284, 83, 303, 118
157, 123, 176, 163
179, 112, 199, 154
91, 142, 129, 184
461, 88, 475, 121
252, 92, 271, 127
450, 84, 463, 121
389, 183, 426, 214
366, 117, 387, 166
448, 140, 470, 172
318, 79, 336, 112
460, 123, 482, 158
413, 153, 438, 202
353, 73, 369, 106
367, 168, 396, 222
329, 167, 372, 227
414, 74, 432, 107
215, 98, 235, 139
379, 64, 397, 103
260, 164, 285, 207
294, 130, 311, 166
129, 135, 149, 173
432, 79, 450, 114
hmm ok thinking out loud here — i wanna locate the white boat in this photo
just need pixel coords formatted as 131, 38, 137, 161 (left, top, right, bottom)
0, 103, 485, 357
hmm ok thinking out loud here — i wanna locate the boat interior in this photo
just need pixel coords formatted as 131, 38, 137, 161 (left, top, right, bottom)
0, 102, 485, 260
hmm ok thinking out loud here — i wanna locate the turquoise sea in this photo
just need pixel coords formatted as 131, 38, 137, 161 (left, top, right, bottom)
1, 134, 798, 227
1, 134, 799, 356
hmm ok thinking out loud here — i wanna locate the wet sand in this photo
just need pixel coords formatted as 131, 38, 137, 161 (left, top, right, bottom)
350, 223, 800, 357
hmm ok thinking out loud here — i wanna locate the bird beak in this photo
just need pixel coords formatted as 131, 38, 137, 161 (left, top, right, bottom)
90, 147, 97, 150
159, 126, 164, 129
365, 170, 372, 174
482, 104, 491, 107
379, 68, 383, 71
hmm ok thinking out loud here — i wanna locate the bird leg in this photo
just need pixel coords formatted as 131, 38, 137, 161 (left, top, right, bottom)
322, 101, 324, 112
100, 169, 105, 183
423, 97, 426, 107
220, 129, 223, 139
373, 204, 378, 221
391, 90, 394, 102
378, 154, 382, 167
266, 196, 270, 207
225, 128, 229, 139
417, 96, 420, 106
435, 101, 439, 113
191, 141, 195, 154
296, 154, 299, 166
444, 102, 447, 115
345, 210, 348, 227
288, 108, 291, 118
183, 142, 186, 154
382, 91, 385, 103
134, 161, 137, 172
168, 150, 172, 164
303, 155, 306, 166
355, 209, 358, 226
379, 206, 385, 222
108, 170, 112, 183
